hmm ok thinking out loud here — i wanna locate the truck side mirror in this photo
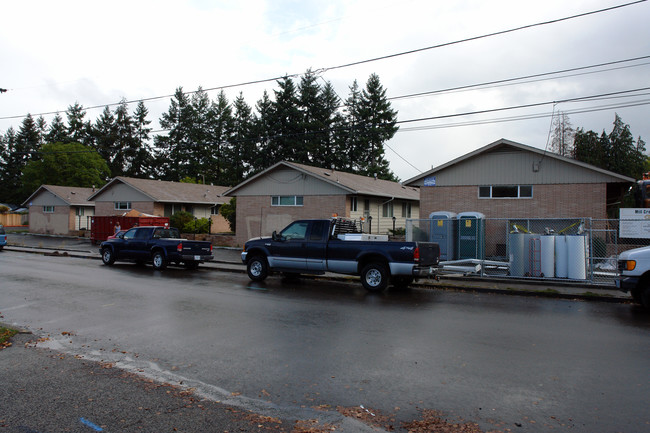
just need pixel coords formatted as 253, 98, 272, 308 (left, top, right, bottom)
272, 231, 278, 241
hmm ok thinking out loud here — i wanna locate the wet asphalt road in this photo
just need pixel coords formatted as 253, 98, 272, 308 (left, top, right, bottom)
1, 250, 649, 432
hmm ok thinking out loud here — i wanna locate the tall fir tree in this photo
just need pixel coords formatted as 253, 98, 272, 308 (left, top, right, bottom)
205, 90, 233, 185
45, 113, 69, 144
113, 99, 136, 176
130, 101, 153, 177
92, 106, 117, 175
66, 102, 90, 145
226, 93, 255, 185
269, 76, 302, 165
155, 87, 194, 180
253, 91, 274, 175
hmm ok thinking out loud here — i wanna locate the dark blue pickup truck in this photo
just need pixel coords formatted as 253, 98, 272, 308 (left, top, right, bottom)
241, 218, 440, 291
99, 226, 213, 270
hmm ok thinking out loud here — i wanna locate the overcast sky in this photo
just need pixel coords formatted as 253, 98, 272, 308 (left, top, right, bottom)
2, 0, 649, 181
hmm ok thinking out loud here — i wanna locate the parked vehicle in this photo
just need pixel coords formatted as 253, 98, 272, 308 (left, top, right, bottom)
241, 218, 440, 291
0, 225, 6, 250
99, 226, 213, 270
617, 245, 650, 307
91, 215, 170, 244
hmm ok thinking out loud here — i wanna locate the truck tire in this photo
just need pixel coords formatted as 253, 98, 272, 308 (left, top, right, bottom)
247, 255, 268, 281
152, 250, 167, 270
101, 248, 115, 266
639, 287, 650, 309
361, 263, 389, 292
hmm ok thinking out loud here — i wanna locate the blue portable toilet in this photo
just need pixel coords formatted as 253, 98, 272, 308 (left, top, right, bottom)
429, 211, 457, 261
457, 212, 485, 260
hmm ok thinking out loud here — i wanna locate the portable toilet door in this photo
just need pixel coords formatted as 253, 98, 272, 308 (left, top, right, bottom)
457, 212, 485, 260
429, 211, 457, 261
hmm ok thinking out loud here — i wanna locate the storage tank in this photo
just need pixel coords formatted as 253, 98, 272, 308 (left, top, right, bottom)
555, 235, 568, 278
429, 211, 457, 261
567, 235, 588, 280
508, 232, 526, 277
540, 235, 555, 278
457, 212, 485, 260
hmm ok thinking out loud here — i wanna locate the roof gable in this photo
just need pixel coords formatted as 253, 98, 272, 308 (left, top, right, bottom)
405, 138, 635, 186
89, 177, 230, 205
225, 161, 419, 200
22, 185, 96, 207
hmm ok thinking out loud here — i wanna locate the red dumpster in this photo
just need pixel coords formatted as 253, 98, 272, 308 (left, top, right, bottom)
91, 215, 170, 244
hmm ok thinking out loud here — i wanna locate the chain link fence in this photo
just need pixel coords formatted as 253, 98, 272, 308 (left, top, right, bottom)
406, 217, 650, 286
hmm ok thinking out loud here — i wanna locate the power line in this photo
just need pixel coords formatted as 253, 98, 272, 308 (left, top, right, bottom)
0, 1, 645, 122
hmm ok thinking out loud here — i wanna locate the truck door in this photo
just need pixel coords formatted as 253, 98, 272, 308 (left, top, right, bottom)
121, 228, 150, 261
306, 220, 328, 271
268, 221, 309, 271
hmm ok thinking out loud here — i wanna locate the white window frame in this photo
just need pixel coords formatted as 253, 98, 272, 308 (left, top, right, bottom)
350, 196, 358, 212
271, 196, 304, 206
479, 185, 533, 199
382, 202, 394, 218
43, 205, 54, 213
402, 202, 412, 218
114, 202, 132, 210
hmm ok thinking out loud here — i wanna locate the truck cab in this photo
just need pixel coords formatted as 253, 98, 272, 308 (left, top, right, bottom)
617, 245, 650, 307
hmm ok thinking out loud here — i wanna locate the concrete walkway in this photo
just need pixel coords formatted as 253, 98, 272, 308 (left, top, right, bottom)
3, 232, 630, 303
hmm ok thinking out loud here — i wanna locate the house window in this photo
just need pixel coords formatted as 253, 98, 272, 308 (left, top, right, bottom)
382, 202, 394, 218
114, 202, 131, 210
350, 197, 358, 212
43, 206, 54, 213
271, 196, 303, 206
363, 199, 370, 217
479, 185, 533, 199
402, 202, 412, 218
211, 205, 220, 215
76, 207, 85, 216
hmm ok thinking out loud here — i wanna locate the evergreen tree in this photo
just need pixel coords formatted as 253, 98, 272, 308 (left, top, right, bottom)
354, 74, 398, 181
45, 113, 69, 144
35, 116, 47, 145
313, 81, 345, 169
92, 106, 117, 174
1, 115, 43, 202
130, 101, 153, 178
226, 93, 255, 184
268, 76, 302, 164
66, 102, 90, 144
204, 90, 233, 185
297, 69, 322, 164
0, 128, 17, 203
342, 80, 363, 173
113, 99, 136, 176
253, 90, 274, 173
155, 87, 194, 180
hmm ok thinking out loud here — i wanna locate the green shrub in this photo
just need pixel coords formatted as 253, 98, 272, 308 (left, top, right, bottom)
183, 217, 210, 234
170, 211, 194, 231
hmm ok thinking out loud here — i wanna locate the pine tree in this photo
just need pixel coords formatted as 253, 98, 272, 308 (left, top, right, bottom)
113, 99, 136, 176
92, 106, 117, 175
253, 90, 274, 173
297, 69, 323, 164
226, 92, 255, 184
155, 87, 193, 180
45, 113, 69, 144
66, 102, 89, 144
355, 74, 398, 181
130, 101, 153, 178
206, 90, 234, 185
269, 76, 302, 165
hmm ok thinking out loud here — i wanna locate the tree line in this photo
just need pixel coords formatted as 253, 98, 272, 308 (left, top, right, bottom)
0, 70, 398, 205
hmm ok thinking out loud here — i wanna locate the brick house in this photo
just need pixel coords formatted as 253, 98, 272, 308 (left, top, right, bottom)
23, 185, 96, 235
88, 177, 231, 233
404, 139, 634, 220
225, 161, 421, 246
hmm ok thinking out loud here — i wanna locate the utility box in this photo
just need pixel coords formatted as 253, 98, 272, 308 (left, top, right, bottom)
457, 212, 485, 260
429, 211, 457, 261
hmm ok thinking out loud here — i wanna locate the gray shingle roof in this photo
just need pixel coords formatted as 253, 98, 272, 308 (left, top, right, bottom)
22, 185, 96, 206
89, 177, 230, 205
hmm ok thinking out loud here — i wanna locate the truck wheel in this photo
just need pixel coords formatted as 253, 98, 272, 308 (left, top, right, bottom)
247, 256, 268, 281
101, 248, 115, 266
640, 287, 650, 309
361, 263, 388, 292
152, 251, 167, 270
631, 288, 644, 304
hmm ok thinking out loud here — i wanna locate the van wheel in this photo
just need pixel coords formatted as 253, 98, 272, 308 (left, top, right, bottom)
247, 256, 268, 281
101, 248, 115, 265
361, 263, 388, 292
152, 251, 167, 270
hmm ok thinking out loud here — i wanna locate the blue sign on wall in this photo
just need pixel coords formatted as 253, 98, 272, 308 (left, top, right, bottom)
423, 176, 436, 186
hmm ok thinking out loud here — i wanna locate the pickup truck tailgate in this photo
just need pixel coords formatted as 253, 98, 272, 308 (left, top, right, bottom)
417, 242, 440, 266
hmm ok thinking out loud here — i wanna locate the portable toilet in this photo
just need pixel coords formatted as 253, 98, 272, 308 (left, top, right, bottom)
429, 211, 457, 261
457, 212, 485, 260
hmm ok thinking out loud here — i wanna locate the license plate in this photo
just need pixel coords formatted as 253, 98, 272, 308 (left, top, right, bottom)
194, 255, 201, 261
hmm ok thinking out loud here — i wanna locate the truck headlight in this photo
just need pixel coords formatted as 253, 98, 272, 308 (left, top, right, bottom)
625, 260, 636, 271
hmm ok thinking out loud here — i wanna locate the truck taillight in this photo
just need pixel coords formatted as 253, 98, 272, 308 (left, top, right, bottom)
414, 246, 420, 262
177, 243, 183, 252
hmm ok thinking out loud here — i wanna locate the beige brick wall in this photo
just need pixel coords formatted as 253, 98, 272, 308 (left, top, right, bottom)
235, 195, 347, 246
419, 183, 607, 220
